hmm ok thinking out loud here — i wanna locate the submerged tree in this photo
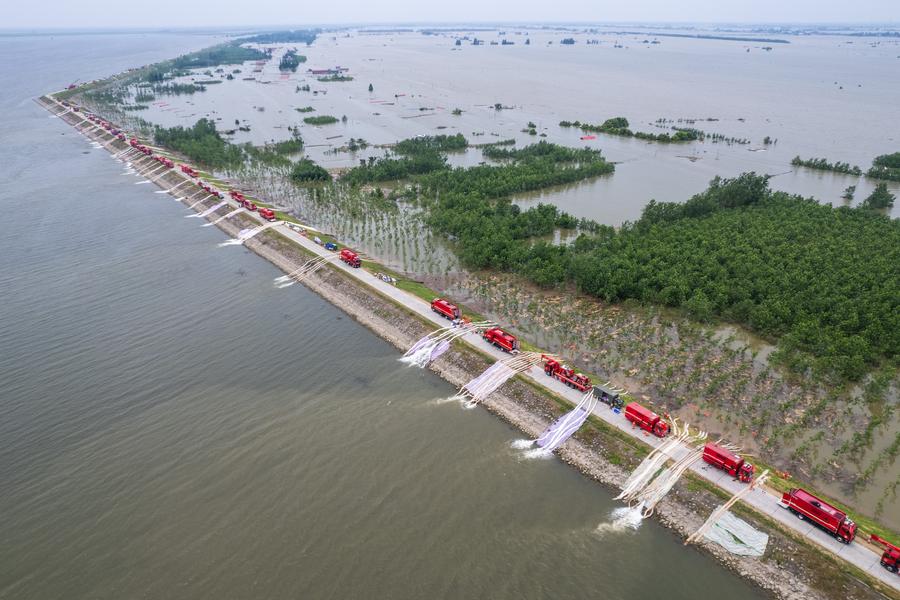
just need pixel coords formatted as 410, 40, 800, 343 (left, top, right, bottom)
859, 183, 896, 210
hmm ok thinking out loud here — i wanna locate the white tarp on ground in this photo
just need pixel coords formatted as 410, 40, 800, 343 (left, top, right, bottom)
703, 510, 768, 556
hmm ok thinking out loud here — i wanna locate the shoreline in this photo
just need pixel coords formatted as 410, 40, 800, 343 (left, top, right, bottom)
38, 94, 900, 600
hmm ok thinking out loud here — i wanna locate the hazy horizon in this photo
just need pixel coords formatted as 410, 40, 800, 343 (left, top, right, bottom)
4, 0, 898, 30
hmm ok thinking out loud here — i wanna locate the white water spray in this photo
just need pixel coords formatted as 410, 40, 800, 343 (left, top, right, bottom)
595, 503, 645, 536
219, 221, 280, 247
204, 207, 246, 227
273, 253, 341, 287
400, 321, 494, 368
453, 352, 549, 408
187, 200, 225, 218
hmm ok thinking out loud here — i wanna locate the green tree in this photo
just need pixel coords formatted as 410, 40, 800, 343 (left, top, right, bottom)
859, 183, 896, 210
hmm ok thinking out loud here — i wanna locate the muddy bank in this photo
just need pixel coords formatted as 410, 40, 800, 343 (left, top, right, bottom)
48, 98, 898, 600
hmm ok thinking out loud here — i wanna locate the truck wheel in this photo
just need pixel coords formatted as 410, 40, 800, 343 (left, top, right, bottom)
886, 564, 898, 573
796, 513, 804, 521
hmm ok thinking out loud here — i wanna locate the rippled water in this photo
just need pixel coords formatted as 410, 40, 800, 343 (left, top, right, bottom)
0, 32, 765, 599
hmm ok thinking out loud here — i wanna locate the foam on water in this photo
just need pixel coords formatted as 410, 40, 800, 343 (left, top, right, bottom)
510, 439, 534, 450
521, 447, 552, 460
595, 505, 644, 536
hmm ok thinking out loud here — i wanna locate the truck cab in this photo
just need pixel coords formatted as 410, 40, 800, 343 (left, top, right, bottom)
624, 402, 669, 437
483, 327, 519, 353
340, 248, 361, 268
780, 489, 857, 543
258, 207, 276, 222
872, 535, 900, 574
431, 298, 461, 320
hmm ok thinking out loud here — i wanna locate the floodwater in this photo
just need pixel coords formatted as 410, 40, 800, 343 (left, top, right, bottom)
0, 32, 767, 599
134, 27, 899, 223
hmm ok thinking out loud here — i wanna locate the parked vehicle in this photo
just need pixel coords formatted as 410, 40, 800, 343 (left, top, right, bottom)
542, 356, 591, 391
431, 298, 461, 320
340, 248, 361, 268
871, 535, 900, 573
592, 384, 624, 410
482, 327, 519, 353
702, 443, 755, 483
779, 489, 857, 543
624, 402, 669, 437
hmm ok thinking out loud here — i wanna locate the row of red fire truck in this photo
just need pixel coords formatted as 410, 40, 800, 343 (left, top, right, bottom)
67, 103, 900, 572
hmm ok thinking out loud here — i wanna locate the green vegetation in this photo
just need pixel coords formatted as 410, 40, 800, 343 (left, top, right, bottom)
418, 142, 613, 199
279, 50, 306, 72
868, 152, 900, 181
295, 106, 315, 113
451, 108, 463, 115
393, 134, 467, 155
151, 82, 205, 95
290, 159, 331, 182
842, 185, 856, 201
560, 37, 576, 45
266, 135, 304, 155
145, 43, 268, 80
859, 183, 896, 210
561, 117, 699, 143
154, 118, 244, 169
791, 156, 862, 176
303, 115, 339, 125
512, 173, 896, 382
239, 30, 319, 45
481, 140, 599, 162
344, 152, 448, 184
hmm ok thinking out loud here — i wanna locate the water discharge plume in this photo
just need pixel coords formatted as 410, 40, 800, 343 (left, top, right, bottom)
219, 221, 280, 247
188, 200, 227, 219
615, 422, 710, 516
595, 503, 645, 537
632, 442, 707, 518
204, 207, 246, 227
455, 352, 549, 408
510, 439, 534, 450
168, 180, 192, 194
273, 253, 340, 287
186, 192, 209, 209
400, 321, 494, 368
532, 390, 597, 453
686, 470, 770, 547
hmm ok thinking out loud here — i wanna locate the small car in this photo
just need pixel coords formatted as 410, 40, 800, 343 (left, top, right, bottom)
324, 242, 338, 251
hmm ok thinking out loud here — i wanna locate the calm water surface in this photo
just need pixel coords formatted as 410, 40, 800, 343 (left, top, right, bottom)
134, 28, 899, 222
0, 32, 768, 599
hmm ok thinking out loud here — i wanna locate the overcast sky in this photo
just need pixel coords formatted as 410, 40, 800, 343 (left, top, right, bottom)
5, 0, 898, 29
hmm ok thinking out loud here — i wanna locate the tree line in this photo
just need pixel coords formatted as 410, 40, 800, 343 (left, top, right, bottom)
423, 172, 898, 382
560, 117, 699, 143
792, 156, 863, 176
278, 50, 306, 72
868, 152, 900, 182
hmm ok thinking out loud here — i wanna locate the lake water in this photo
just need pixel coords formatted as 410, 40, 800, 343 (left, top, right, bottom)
0, 32, 765, 599
131, 27, 899, 222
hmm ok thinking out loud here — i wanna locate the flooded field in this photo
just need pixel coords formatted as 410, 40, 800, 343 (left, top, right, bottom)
71, 26, 900, 526
123, 27, 900, 223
